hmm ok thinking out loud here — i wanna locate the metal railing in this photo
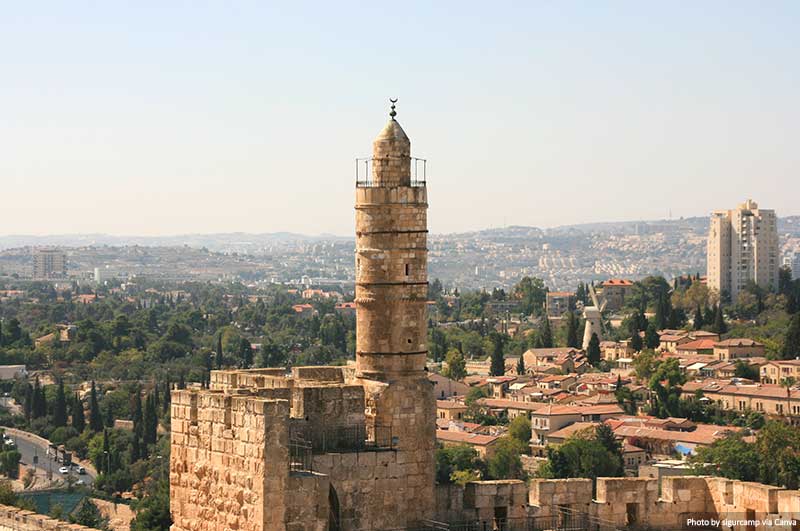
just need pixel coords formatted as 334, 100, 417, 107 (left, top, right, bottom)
382, 511, 624, 531
289, 433, 313, 474
355, 157, 427, 188
289, 423, 394, 455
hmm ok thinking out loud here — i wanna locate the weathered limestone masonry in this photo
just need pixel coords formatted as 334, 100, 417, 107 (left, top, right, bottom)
354, 111, 437, 525
529, 476, 800, 530
0, 505, 94, 531
170, 110, 435, 531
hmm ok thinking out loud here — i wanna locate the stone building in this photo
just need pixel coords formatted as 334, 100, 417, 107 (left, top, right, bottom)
169, 105, 435, 531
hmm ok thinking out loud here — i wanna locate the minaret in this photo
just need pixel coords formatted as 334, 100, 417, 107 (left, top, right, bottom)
355, 100, 428, 382
354, 102, 435, 492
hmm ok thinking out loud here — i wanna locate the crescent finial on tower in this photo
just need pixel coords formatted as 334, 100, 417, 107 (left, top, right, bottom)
389, 98, 398, 120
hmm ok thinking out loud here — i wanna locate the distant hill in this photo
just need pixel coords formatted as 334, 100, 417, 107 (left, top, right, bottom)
1, 215, 798, 251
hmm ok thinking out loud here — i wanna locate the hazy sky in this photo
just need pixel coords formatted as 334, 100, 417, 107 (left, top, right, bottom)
2, 2, 798, 237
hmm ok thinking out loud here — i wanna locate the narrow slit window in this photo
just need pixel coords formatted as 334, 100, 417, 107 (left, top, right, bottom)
404, 263, 410, 276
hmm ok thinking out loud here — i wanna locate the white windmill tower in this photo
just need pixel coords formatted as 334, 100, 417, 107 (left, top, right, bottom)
582, 283, 607, 349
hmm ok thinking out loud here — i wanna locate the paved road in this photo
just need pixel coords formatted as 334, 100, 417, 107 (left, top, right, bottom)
3, 429, 95, 487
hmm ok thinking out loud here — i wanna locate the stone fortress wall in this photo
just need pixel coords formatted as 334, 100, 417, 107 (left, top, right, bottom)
528, 476, 800, 530
170, 366, 436, 531
0, 505, 93, 531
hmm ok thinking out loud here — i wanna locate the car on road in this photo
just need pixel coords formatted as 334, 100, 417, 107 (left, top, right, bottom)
58, 466, 69, 474
73, 465, 86, 475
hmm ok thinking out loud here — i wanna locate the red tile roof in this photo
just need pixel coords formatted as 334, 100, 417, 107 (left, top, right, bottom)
602, 279, 634, 286
436, 429, 499, 446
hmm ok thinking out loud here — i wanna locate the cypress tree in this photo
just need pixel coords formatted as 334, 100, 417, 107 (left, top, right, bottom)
489, 332, 506, 377
704, 306, 715, 327
71, 393, 85, 433
565, 312, 580, 349
23, 383, 33, 422
101, 428, 111, 474
239, 337, 253, 368
89, 381, 103, 432
132, 390, 143, 429
539, 318, 553, 349
654, 293, 666, 330
630, 330, 643, 352
143, 393, 158, 446
53, 379, 67, 427
693, 306, 704, 330
587, 333, 601, 366
712, 305, 728, 335
104, 403, 114, 429
645, 322, 660, 350
216, 332, 224, 369
131, 422, 142, 464
516, 355, 525, 376
162, 378, 171, 415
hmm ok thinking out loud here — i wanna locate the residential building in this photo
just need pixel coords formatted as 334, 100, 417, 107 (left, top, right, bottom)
707, 199, 779, 301
32, 248, 66, 279
713, 338, 765, 360
429, 373, 470, 400
545, 291, 575, 318
760, 360, 800, 385
599, 279, 634, 311
436, 400, 467, 422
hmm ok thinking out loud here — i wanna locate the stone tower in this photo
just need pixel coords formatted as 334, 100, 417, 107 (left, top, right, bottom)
354, 103, 436, 517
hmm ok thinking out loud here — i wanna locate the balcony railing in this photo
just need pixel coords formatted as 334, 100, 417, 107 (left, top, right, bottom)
289, 423, 394, 457
380, 511, 625, 531
355, 157, 427, 188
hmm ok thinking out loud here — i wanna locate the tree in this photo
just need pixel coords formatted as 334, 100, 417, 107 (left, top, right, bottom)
508, 415, 531, 447
131, 479, 172, 531
513, 277, 547, 316
143, 393, 158, 446
487, 436, 526, 480
632, 349, 659, 381
595, 423, 621, 457
71, 394, 85, 433
755, 420, 800, 489
587, 333, 601, 366
782, 314, 800, 360
712, 305, 728, 335
489, 332, 506, 376
693, 306, 704, 330
71, 500, 109, 530
515, 355, 525, 376
215, 332, 224, 369
435, 444, 484, 484
238, 336, 253, 368
540, 426, 623, 480
443, 349, 466, 381
538, 318, 553, 349
53, 379, 67, 428
89, 381, 103, 432
644, 322, 660, 350
734, 360, 759, 381
630, 330, 643, 353
564, 312, 580, 349
0, 450, 21, 479
691, 432, 760, 482
429, 328, 447, 363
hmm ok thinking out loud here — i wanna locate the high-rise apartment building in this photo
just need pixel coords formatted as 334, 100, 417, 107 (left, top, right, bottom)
707, 199, 778, 301
32, 248, 66, 279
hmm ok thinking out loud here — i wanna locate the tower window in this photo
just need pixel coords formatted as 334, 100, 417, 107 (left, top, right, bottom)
405, 263, 410, 276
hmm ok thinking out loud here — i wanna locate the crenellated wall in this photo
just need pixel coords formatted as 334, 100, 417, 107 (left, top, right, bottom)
529, 476, 800, 530
0, 505, 96, 531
